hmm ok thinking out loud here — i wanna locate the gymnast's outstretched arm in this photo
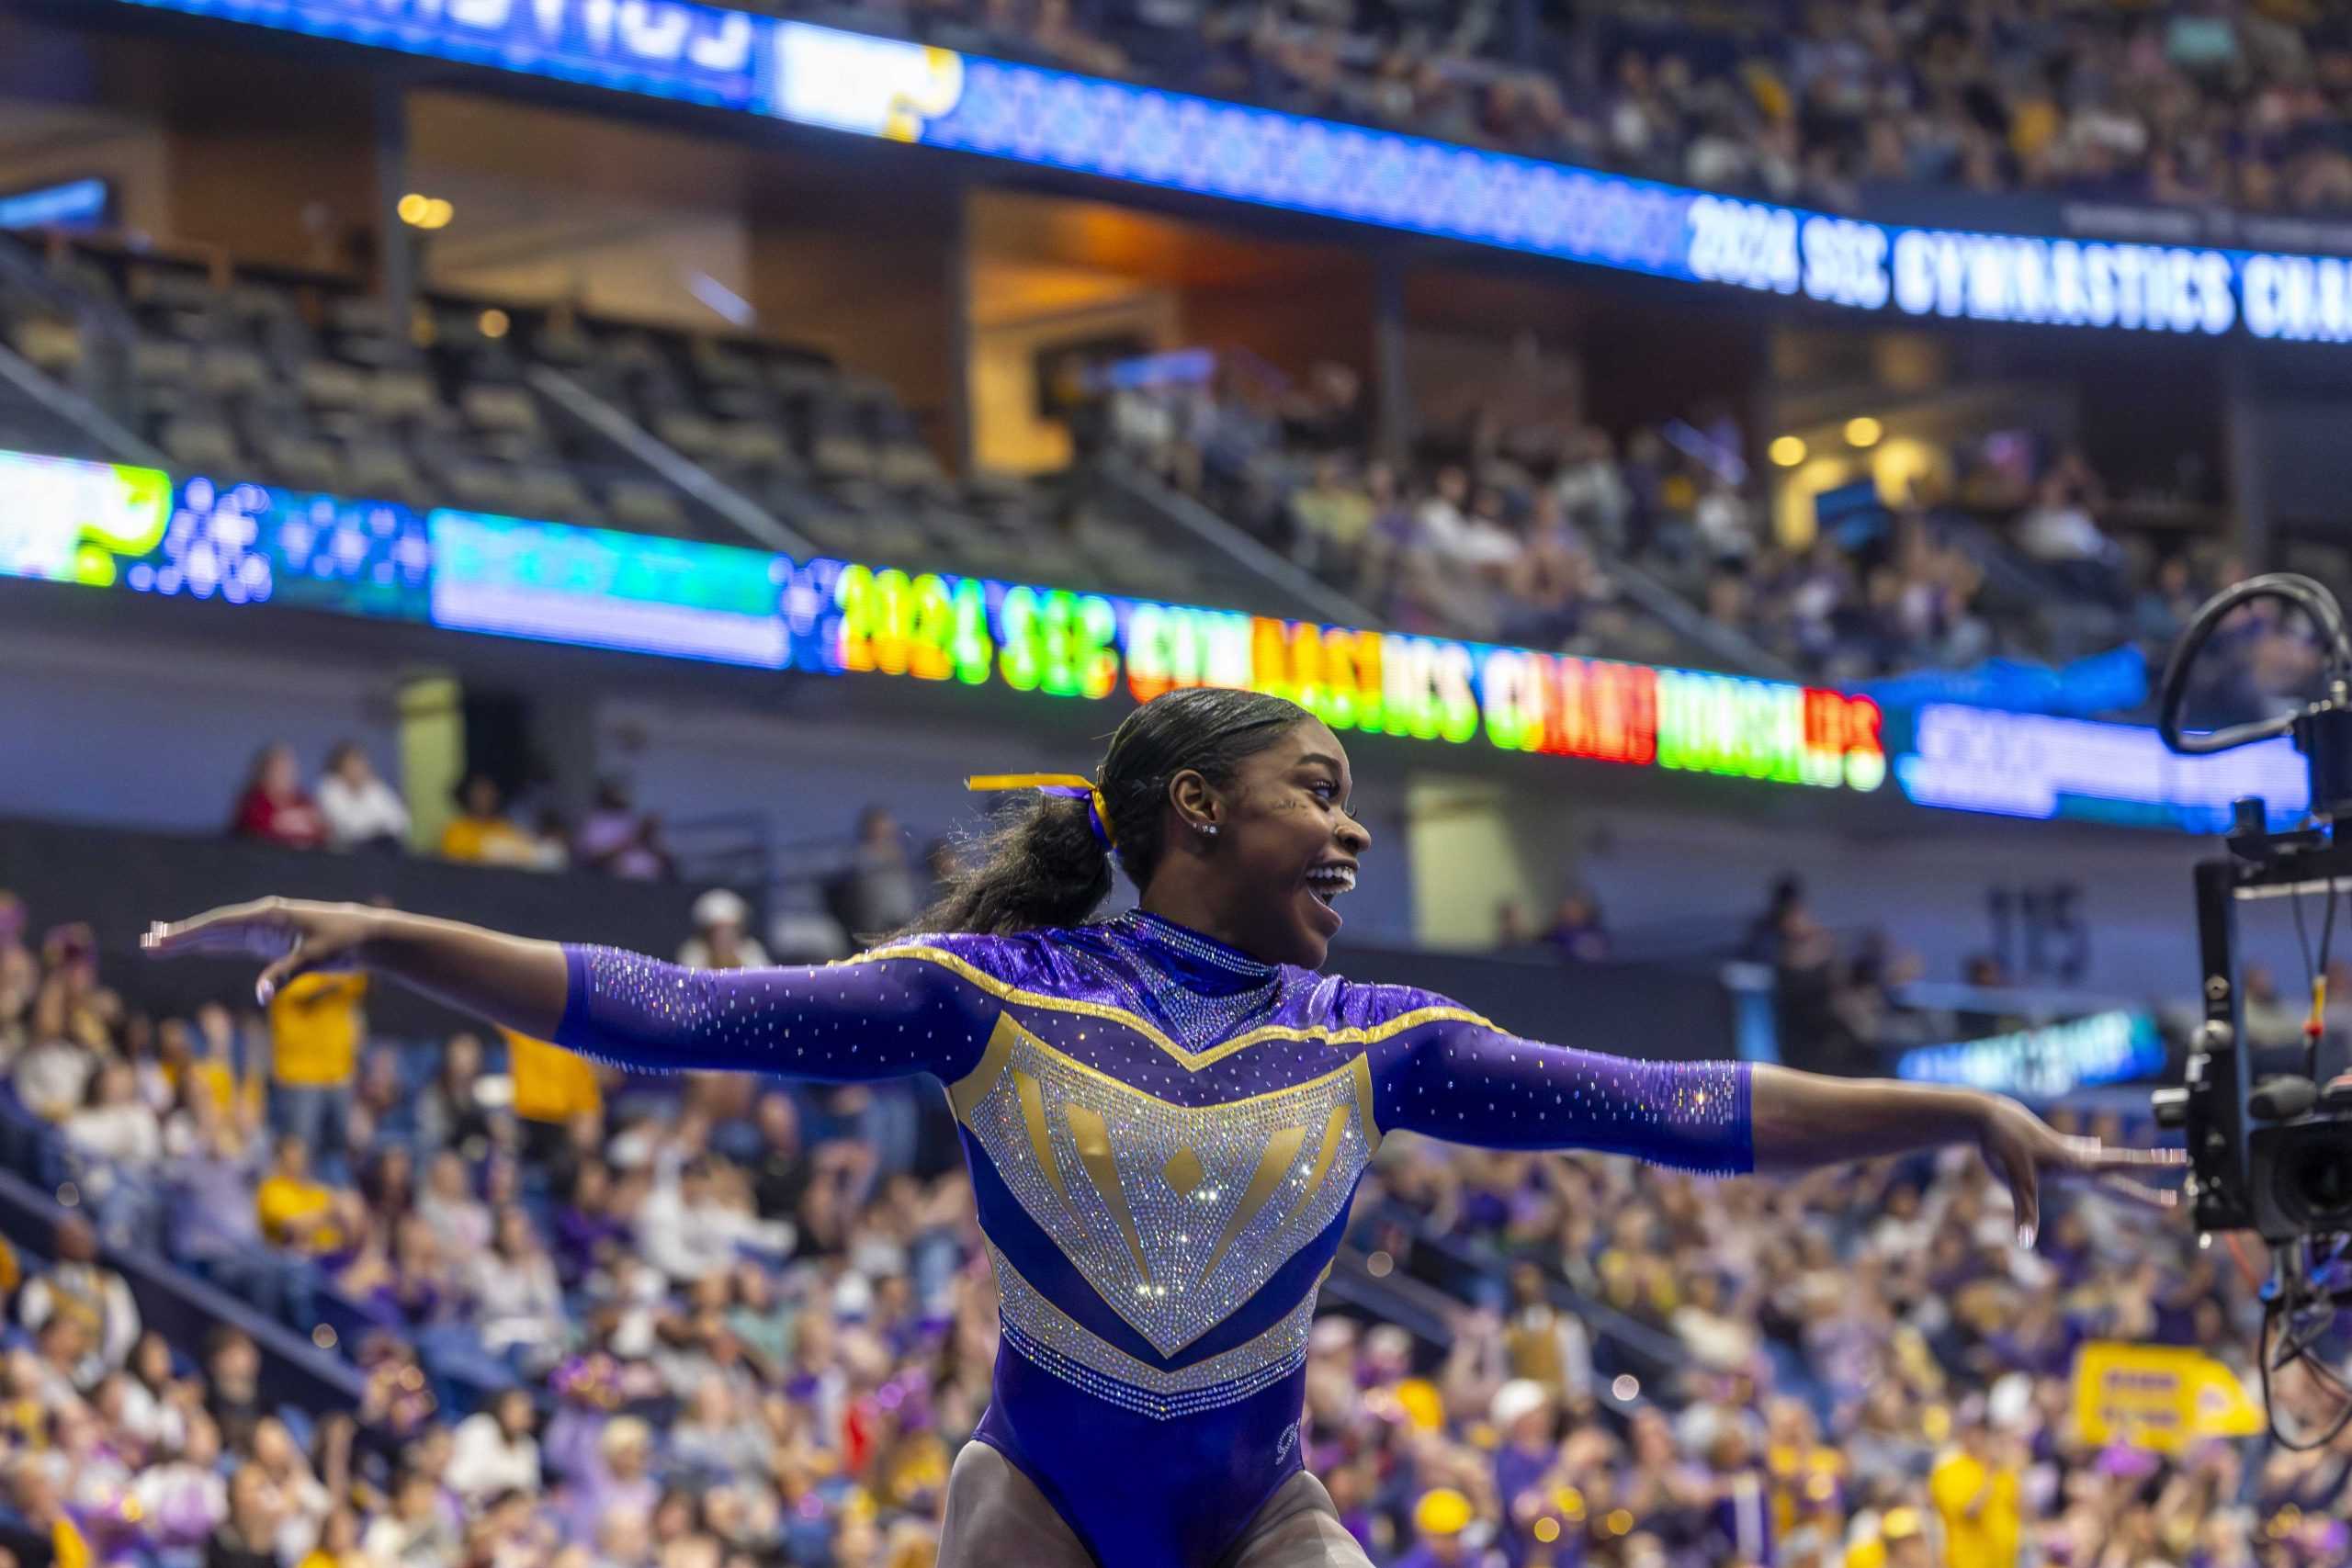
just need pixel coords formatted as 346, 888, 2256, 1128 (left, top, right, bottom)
143, 899, 995, 1080
1372, 1014, 2183, 1242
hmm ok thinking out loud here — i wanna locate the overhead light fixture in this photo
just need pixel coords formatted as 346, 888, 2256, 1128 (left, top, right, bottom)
1769, 435, 1806, 467
399, 194, 455, 231
1845, 416, 1883, 447
479, 309, 510, 340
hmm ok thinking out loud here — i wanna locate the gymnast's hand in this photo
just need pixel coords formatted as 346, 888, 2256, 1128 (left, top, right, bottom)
142, 897, 379, 1003
144, 899, 567, 1036
1973, 1094, 2186, 1248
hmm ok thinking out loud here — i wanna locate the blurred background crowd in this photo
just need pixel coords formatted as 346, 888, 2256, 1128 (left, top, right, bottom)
6, 0, 2352, 1562
0, 882, 2319, 1568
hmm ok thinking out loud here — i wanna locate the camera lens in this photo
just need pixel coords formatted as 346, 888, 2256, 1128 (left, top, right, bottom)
2279, 1135, 2352, 1228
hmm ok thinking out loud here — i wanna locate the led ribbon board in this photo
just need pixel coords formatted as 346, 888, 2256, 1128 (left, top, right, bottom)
0, 447, 1884, 792
108, 0, 2352, 343
16, 445, 2330, 829
1894, 1010, 2165, 1101
1894, 703, 2311, 832
0, 177, 110, 231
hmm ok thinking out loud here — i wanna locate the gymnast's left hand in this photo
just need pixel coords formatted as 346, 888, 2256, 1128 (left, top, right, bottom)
1973, 1094, 2187, 1249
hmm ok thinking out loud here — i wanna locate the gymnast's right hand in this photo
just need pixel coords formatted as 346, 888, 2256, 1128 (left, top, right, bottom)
142, 897, 378, 1004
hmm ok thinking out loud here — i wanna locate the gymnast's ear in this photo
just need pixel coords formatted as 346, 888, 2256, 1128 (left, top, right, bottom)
1166, 766, 1223, 841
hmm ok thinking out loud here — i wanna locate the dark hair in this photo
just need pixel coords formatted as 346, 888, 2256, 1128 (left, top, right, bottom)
888, 688, 1311, 941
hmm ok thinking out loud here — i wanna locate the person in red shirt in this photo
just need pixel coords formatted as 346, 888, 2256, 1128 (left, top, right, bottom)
229, 743, 326, 850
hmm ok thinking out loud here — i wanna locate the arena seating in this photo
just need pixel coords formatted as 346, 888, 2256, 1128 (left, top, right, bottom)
0, 843, 2260, 1568
767, 0, 2352, 218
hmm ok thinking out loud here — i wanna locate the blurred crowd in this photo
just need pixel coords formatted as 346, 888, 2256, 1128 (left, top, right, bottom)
1103, 359, 2095, 684
800, 0, 2352, 217
225, 744, 676, 884
223, 747, 953, 963
2, 874, 2342, 1568
1094, 349, 2343, 717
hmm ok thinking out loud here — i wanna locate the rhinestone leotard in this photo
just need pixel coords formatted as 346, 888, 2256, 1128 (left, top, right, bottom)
557, 910, 1753, 1568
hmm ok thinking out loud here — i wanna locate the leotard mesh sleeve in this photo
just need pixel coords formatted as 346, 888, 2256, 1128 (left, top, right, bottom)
1368, 1002, 1753, 1176
553, 942, 1001, 1082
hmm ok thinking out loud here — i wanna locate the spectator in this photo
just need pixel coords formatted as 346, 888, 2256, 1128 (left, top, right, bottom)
1419, 473, 1520, 577
205, 1464, 283, 1568
1394, 1489, 1477, 1568
553, 1160, 627, 1290
677, 891, 770, 972
2241, 961, 2304, 1052
189, 1002, 263, 1139
446, 1388, 542, 1513
574, 781, 675, 882
440, 776, 540, 868
0, 891, 34, 1055
15, 980, 96, 1121
839, 808, 918, 944
317, 741, 411, 852
417, 1150, 492, 1260
1288, 456, 1374, 579
202, 1326, 266, 1453
268, 969, 367, 1178
1742, 874, 1806, 964
638, 1154, 788, 1289
134, 1413, 230, 1551
18, 1216, 141, 1381
560, 1418, 658, 1546
465, 1208, 566, 1367
251, 1416, 331, 1562
1929, 1404, 2024, 1568
1553, 427, 1633, 551
1500, 1260, 1591, 1409
4, 1453, 90, 1568
529, 807, 575, 873
1542, 890, 1609, 963
747, 1093, 808, 1224
231, 742, 328, 850
64, 1056, 163, 1168
360, 1468, 459, 1568
415, 1033, 496, 1156
255, 1133, 350, 1256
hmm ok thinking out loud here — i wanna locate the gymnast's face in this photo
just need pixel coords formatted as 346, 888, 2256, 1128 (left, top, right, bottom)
1173, 718, 1370, 969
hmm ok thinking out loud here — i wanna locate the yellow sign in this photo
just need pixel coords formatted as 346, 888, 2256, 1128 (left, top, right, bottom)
2073, 1342, 2263, 1452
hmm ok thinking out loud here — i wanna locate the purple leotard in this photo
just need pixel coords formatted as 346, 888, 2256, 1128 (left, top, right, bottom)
557, 909, 1751, 1568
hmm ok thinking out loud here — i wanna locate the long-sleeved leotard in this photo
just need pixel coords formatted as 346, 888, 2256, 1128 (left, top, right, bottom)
557, 910, 1751, 1568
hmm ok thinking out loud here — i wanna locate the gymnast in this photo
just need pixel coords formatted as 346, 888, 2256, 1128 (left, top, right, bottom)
145, 687, 2180, 1568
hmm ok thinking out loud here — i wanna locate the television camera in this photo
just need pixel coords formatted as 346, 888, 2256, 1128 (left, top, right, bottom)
2154, 572, 2352, 1446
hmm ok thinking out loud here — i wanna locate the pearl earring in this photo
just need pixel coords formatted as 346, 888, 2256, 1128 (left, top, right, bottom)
1195, 822, 1218, 837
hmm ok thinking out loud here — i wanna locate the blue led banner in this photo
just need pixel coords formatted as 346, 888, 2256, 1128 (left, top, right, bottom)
107, 0, 2352, 344
0, 177, 110, 231
428, 509, 788, 667
1892, 702, 2311, 833
1895, 1010, 2166, 1101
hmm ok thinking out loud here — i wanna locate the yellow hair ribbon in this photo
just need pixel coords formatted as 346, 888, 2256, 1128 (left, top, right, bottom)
966, 773, 1117, 852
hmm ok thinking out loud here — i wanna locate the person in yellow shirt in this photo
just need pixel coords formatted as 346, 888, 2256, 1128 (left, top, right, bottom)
255, 1133, 348, 1256
1929, 1409, 2022, 1568
440, 775, 541, 868
190, 1002, 265, 1140
269, 971, 366, 1178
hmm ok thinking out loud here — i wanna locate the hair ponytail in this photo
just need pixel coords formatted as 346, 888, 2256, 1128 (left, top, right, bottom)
887, 790, 1114, 943
884, 687, 1308, 941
